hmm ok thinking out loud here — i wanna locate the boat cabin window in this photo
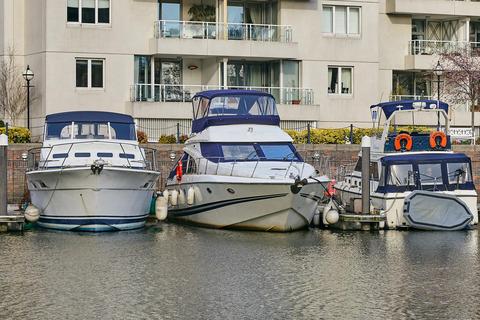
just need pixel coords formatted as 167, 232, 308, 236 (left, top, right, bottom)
258, 144, 297, 161
46, 121, 136, 140
200, 142, 302, 162
193, 94, 278, 120
387, 164, 414, 186
353, 157, 379, 180
222, 145, 259, 161
418, 163, 442, 186
447, 162, 472, 184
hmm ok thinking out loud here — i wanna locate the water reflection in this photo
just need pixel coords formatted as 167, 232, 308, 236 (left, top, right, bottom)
0, 225, 479, 319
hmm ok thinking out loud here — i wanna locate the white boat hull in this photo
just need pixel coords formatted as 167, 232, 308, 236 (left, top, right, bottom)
335, 184, 478, 229
166, 177, 324, 232
27, 167, 159, 231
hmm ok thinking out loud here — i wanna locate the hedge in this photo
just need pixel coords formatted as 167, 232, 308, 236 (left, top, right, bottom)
285, 126, 431, 144
0, 127, 31, 143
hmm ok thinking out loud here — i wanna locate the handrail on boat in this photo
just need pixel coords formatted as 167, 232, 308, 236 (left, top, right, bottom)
27, 140, 158, 172
176, 155, 306, 179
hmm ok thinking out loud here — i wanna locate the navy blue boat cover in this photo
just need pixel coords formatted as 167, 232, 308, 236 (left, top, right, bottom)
381, 152, 470, 165
46, 111, 134, 124
191, 90, 279, 133
370, 100, 449, 119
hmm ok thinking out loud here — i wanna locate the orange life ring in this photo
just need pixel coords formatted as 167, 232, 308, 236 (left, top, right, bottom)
429, 131, 447, 149
176, 160, 183, 182
394, 133, 413, 151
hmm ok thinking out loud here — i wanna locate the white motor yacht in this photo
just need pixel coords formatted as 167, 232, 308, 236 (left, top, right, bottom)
164, 90, 329, 232
26, 111, 160, 231
333, 100, 478, 231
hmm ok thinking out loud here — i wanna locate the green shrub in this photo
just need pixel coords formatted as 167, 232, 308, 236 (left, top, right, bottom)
159, 134, 177, 144
0, 127, 31, 143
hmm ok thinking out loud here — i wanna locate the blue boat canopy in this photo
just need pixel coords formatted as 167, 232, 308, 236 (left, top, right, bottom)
191, 90, 279, 133
381, 152, 470, 165
46, 111, 135, 124
192, 89, 274, 100
370, 100, 449, 119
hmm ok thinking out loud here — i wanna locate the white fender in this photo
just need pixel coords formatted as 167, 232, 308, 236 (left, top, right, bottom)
24, 205, 40, 223
312, 207, 321, 227
155, 196, 168, 220
178, 189, 186, 205
187, 186, 195, 205
325, 209, 339, 225
162, 189, 169, 202
193, 186, 203, 202
170, 189, 178, 206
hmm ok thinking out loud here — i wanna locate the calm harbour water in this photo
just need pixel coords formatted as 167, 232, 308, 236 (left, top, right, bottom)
1, 224, 480, 320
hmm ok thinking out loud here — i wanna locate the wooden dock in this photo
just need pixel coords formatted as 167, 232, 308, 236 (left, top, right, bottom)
0, 213, 25, 231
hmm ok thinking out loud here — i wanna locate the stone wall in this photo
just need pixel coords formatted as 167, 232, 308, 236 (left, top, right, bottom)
5, 143, 480, 204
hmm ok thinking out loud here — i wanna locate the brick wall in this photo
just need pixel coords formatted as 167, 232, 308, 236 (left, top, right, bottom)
5, 143, 480, 204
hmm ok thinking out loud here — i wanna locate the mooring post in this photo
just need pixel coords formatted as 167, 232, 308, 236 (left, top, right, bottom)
307, 123, 311, 144
176, 123, 180, 144
361, 136, 370, 215
349, 124, 353, 144
0, 134, 8, 215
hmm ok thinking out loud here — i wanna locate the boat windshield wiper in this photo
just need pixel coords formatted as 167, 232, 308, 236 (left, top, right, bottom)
244, 151, 258, 160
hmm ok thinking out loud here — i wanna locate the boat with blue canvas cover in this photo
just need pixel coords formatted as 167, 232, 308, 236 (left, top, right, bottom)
26, 111, 160, 231
332, 100, 478, 230
163, 89, 329, 232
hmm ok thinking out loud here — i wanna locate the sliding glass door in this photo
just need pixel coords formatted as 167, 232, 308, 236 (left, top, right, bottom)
154, 58, 183, 101
159, 0, 181, 38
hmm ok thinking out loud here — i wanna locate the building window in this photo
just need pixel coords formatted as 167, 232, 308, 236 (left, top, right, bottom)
328, 66, 353, 95
322, 6, 360, 35
76, 59, 104, 88
67, 0, 110, 24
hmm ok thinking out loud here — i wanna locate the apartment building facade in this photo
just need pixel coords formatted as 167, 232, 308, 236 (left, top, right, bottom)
1, 0, 480, 140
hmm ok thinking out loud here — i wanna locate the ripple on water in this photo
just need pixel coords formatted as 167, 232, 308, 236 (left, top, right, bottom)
0, 224, 480, 320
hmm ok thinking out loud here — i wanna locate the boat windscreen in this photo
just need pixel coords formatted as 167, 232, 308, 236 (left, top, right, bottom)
194, 95, 277, 119
46, 122, 136, 140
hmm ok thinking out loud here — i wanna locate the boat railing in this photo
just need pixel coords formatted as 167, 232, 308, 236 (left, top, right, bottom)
27, 141, 158, 172
180, 156, 307, 179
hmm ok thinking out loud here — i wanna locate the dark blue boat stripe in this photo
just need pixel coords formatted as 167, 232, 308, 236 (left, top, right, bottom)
38, 217, 147, 225
169, 193, 288, 217
300, 193, 323, 202
41, 214, 148, 219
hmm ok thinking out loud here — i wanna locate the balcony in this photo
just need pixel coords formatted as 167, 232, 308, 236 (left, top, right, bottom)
390, 95, 433, 101
130, 84, 314, 105
130, 84, 318, 123
408, 40, 480, 55
387, 0, 480, 16
405, 40, 480, 69
154, 20, 293, 42
149, 20, 298, 59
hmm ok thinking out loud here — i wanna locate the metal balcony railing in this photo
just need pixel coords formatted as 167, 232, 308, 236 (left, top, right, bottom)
154, 20, 293, 43
390, 95, 433, 101
131, 84, 315, 105
408, 40, 480, 55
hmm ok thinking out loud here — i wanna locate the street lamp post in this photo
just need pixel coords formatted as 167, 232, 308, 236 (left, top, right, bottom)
433, 61, 444, 130
22, 65, 34, 130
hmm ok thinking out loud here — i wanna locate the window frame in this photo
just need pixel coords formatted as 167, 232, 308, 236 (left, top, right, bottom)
67, 0, 111, 26
75, 58, 105, 90
328, 66, 354, 96
322, 5, 361, 36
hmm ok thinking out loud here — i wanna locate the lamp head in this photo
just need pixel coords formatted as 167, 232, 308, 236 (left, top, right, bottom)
22, 65, 34, 81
